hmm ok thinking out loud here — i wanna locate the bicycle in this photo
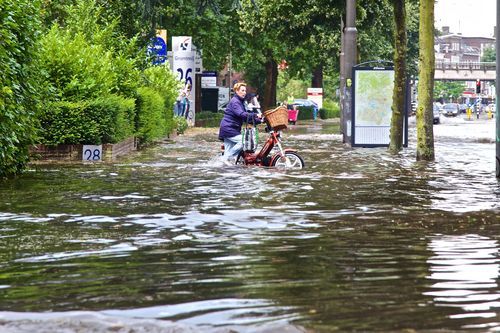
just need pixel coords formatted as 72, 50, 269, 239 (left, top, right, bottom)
222, 106, 305, 169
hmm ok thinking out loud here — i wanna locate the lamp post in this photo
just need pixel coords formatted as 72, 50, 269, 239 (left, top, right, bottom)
341, 0, 357, 145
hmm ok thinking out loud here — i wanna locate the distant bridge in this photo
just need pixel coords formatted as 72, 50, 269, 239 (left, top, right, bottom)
434, 62, 496, 81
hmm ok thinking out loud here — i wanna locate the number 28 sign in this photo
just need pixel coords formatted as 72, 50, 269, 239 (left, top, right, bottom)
83, 145, 102, 161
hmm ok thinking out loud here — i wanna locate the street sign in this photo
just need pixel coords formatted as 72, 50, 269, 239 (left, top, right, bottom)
351, 66, 408, 147
147, 30, 167, 65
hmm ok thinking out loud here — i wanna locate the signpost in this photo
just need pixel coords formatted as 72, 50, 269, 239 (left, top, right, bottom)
307, 88, 323, 109
172, 36, 196, 125
147, 29, 167, 65
351, 65, 408, 147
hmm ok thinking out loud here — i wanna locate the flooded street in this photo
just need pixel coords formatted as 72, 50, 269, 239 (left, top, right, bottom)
0, 115, 499, 332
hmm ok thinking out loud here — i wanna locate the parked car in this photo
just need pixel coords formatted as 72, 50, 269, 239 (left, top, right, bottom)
432, 103, 441, 124
442, 103, 460, 117
459, 104, 468, 113
291, 99, 319, 119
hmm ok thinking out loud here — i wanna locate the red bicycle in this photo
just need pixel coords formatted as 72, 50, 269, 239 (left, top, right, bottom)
227, 106, 305, 169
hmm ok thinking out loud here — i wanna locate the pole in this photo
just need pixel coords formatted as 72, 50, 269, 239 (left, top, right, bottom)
229, 36, 233, 89
340, 18, 345, 142
496, 0, 500, 177
342, 0, 357, 145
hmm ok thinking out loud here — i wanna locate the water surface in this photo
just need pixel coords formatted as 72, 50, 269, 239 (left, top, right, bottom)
0, 116, 499, 332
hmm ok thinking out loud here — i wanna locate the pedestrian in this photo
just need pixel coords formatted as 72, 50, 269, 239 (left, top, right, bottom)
250, 93, 261, 112
218, 83, 262, 164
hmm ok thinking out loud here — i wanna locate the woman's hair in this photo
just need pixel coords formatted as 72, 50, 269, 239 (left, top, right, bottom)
233, 82, 247, 92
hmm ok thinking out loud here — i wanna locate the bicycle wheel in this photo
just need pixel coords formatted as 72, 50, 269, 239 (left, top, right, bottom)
271, 152, 305, 169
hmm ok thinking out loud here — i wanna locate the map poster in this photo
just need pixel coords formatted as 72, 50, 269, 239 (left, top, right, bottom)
351, 67, 408, 147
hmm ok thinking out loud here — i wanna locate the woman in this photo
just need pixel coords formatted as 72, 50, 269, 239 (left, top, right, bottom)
218, 83, 261, 163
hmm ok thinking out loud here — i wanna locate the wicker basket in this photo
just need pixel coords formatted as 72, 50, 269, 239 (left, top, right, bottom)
263, 106, 288, 130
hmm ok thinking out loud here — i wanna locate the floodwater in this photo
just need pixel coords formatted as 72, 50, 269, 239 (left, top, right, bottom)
0, 115, 499, 332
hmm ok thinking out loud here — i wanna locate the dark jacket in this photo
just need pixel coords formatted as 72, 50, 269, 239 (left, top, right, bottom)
218, 94, 261, 140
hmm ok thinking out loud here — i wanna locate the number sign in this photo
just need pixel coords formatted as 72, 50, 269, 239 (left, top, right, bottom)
83, 145, 102, 161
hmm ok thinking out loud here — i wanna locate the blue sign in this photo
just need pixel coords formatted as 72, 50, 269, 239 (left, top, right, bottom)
147, 36, 167, 65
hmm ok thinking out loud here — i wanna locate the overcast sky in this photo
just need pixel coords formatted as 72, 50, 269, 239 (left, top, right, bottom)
435, 0, 496, 37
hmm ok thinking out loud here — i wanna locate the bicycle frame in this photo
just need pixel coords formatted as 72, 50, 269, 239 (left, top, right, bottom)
239, 129, 295, 166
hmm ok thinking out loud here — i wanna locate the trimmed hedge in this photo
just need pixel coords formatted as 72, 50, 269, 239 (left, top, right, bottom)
136, 87, 172, 145
297, 106, 315, 120
320, 99, 341, 119
39, 95, 136, 145
195, 111, 224, 127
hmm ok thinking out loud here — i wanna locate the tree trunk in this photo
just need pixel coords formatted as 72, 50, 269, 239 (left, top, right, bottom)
416, 0, 435, 160
263, 55, 278, 110
311, 64, 323, 88
389, 0, 407, 154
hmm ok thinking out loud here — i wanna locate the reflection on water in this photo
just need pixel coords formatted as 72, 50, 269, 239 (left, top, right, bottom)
426, 234, 500, 330
0, 119, 499, 332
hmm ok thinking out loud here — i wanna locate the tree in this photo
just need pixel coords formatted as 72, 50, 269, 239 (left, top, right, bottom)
482, 46, 496, 62
434, 81, 465, 102
415, 0, 435, 161
389, 0, 407, 154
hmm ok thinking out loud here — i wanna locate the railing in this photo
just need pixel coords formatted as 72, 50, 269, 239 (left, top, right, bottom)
435, 61, 496, 71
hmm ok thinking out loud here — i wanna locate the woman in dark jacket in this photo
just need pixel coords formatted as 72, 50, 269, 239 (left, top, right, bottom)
218, 82, 261, 163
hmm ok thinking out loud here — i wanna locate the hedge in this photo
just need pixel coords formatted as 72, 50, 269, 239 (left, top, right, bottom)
135, 87, 172, 145
38, 95, 136, 145
297, 106, 316, 120
320, 99, 341, 119
0, 0, 42, 177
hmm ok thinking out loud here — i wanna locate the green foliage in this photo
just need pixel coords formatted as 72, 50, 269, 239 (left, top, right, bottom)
88, 96, 136, 143
297, 106, 315, 120
39, 101, 100, 144
482, 47, 496, 62
277, 73, 309, 104
320, 99, 340, 119
195, 111, 224, 127
39, 96, 135, 145
434, 81, 465, 101
141, 66, 180, 111
136, 87, 171, 144
40, 27, 116, 100
137, 66, 179, 142
174, 116, 189, 135
0, 0, 43, 177
36, 0, 181, 148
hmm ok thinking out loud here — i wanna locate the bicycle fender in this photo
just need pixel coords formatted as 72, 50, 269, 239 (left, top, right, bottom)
269, 149, 297, 166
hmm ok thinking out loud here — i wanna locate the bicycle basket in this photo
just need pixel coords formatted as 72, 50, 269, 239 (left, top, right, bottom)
263, 106, 288, 130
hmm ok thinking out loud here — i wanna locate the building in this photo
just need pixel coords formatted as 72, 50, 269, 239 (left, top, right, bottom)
435, 26, 495, 64
434, 26, 496, 101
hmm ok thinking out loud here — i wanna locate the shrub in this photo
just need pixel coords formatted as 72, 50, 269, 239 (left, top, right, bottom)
195, 111, 224, 128
136, 87, 169, 145
39, 101, 101, 145
0, 0, 43, 177
138, 66, 180, 138
87, 96, 136, 143
320, 99, 341, 119
40, 26, 117, 100
174, 116, 188, 134
297, 106, 315, 120
38, 95, 136, 145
